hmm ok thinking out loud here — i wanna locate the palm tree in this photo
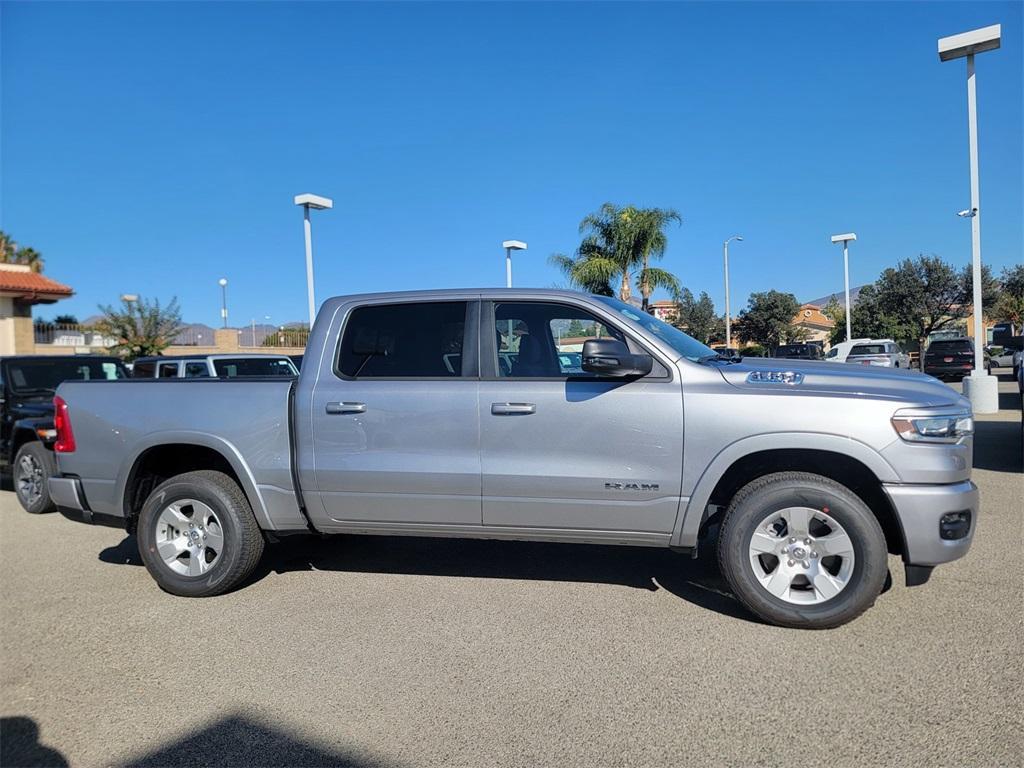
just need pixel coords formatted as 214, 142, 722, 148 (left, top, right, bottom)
0, 232, 45, 273
629, 207, 682, 311
549, 203, 682, 308
15, 247, 44, 273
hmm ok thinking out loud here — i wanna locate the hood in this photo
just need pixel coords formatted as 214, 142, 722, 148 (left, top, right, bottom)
716, 358, 968, 409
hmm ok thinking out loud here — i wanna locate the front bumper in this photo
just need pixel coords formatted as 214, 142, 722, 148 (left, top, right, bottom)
883, 480, 978, 566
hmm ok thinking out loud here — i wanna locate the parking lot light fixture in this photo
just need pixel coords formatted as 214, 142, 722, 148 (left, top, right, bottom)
294, 193, 334, 328
723, 236, 743, 349
502, 240, 527, 288
830, 233, 857, 342
938, 24, 1001, 414
218, 278, 228, 328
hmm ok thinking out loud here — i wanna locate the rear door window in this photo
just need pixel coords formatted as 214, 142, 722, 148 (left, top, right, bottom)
184, 362, 210, 378
157, 362, 180, 378
337, 302, 469, 378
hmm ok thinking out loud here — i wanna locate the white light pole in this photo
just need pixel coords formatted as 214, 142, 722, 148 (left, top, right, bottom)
939, 24, 1001, 414
294, 193, 333, 329
723, 235, 743, 348
830, 233, 857, 342
218, 278, 228, 328
502, 240, 527, 288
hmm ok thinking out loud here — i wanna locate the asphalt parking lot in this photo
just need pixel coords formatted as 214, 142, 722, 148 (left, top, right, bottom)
2, 376, 1021, 768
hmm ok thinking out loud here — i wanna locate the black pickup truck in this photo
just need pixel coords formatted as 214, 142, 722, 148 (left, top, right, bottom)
1, 355, 128, 513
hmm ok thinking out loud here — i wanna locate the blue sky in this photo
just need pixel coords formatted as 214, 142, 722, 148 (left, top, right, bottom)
2, 1, 1021, 327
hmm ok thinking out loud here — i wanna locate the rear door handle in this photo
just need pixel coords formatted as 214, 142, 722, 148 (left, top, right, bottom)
326, 401, 366, 414
491, 402, 536, 415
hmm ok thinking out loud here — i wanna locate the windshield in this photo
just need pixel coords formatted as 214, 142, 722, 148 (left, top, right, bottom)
775, 345, 813, 357
593, 296, 717, 362
5, 358, 127, 394
211, 357, 298, 377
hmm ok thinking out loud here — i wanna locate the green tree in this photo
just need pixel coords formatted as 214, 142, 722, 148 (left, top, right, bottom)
54, 314, 79, 325
672, 288, 721, 344
566, 319, 588, 337
872, 255, 981, 347
549, 203, 682, 307
95, 296, 184, 361
0, 230, 45, 273
991, 264, 1024, 325
734, 290, 801, 352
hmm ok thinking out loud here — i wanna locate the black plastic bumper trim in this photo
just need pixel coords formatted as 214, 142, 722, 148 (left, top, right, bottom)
904, 564, 934, 587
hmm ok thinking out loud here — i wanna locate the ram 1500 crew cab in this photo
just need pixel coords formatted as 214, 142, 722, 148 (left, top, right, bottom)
50, 289, 978, 628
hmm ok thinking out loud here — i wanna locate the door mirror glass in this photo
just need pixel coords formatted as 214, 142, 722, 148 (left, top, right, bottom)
581, 339, 653, 377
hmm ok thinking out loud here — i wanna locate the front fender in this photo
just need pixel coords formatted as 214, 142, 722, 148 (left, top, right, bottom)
116, 430, 275, 530
671, 432, 899, 548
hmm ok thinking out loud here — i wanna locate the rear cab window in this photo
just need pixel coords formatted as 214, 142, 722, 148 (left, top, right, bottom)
337, 301, 469, 378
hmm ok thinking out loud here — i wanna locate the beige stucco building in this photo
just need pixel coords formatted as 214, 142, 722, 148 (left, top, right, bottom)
0, 263, 74, 355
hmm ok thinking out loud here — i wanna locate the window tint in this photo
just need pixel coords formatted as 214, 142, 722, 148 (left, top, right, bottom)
929, 340, 971, 353
494, 302, 624, 378
851, 344, 886, 355
132, 361, 155, 378
338, 302, 468, 378
212, 358, 297, 377
825, 347, 838, 359
4, 358, 127, 393
184, 362, 210, 378
158, 362, 179, 378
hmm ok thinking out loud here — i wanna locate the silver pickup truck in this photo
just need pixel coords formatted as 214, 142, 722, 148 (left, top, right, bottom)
50, 289, 977, 629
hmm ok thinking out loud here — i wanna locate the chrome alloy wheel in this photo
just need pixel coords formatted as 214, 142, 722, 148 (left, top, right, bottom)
747, 506, 856, 605
154, 499, 225, 577
16, 453, 45, 507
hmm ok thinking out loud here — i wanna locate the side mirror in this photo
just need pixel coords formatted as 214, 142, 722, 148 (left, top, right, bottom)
581, 338, 653, 377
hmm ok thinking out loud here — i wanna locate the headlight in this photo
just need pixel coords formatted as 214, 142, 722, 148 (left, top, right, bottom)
891, 408, 973, 443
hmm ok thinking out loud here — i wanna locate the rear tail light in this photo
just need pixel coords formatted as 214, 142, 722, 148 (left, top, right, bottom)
53, 395, 76, 453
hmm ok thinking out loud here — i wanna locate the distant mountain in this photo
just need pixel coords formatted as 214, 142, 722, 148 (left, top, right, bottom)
805, 285, 868, 308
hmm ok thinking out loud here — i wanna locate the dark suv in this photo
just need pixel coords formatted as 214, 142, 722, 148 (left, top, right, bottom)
773, 343, 824, 360
923, 338, 991, 381
1, 355, 128, 513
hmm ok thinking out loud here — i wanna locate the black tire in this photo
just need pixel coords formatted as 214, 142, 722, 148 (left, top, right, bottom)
137, 470, 264, 597
13, 442, 57, 514
717, 472, 888, 629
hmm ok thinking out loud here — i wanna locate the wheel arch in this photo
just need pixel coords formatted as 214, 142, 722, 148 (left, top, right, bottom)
674, 434, 904, 556
118, 432, 273, 532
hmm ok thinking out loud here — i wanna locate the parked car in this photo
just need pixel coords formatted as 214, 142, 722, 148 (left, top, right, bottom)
51, 289, 977, 629
132, 354, 298, 379
845, 340, 911, 369
824, 338, 873, 363
1, 355, 129, 513
773, 343, 824, 360
923, 338, 992, 381
986, 335, 1023, 371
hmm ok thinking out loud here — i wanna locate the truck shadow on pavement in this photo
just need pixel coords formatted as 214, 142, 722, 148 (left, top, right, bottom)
100, 532, 763, 623
972, 419, 1023, 473
2, 713, 395, 768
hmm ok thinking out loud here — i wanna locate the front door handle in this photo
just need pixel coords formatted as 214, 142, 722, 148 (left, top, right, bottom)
326, 401, 366, 415
491, 402, 536, 415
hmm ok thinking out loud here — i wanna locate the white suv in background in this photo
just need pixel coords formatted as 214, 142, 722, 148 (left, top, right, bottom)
824, 338, 873, 363
845, 340, 911, 369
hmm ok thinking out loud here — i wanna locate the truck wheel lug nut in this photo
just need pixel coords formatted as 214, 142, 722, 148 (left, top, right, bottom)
801, 561, 810, 569
787, 560, 794, 567
803, 538, 810, 545
789, 537, 796, 543
811, 552, 818, 558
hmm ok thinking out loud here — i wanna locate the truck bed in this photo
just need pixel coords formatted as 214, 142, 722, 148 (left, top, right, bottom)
53, 379, 307, 531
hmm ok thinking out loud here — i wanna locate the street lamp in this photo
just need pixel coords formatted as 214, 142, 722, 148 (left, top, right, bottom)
294, 193, 333, 329
939, 23, 1001, 413
502, 240, 527, 288
723, 235, 743, 349
218, 278, 228, 328
830, 233, 857, 342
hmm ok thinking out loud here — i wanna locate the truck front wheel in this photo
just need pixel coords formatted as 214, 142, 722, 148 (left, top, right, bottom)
137, 470, 265, 597
717, 472, 888, 629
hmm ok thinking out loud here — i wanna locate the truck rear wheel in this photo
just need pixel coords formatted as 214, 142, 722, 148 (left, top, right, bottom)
14, 442, 56, 514
717, 472, 888, 629
137, 470, 265, 597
